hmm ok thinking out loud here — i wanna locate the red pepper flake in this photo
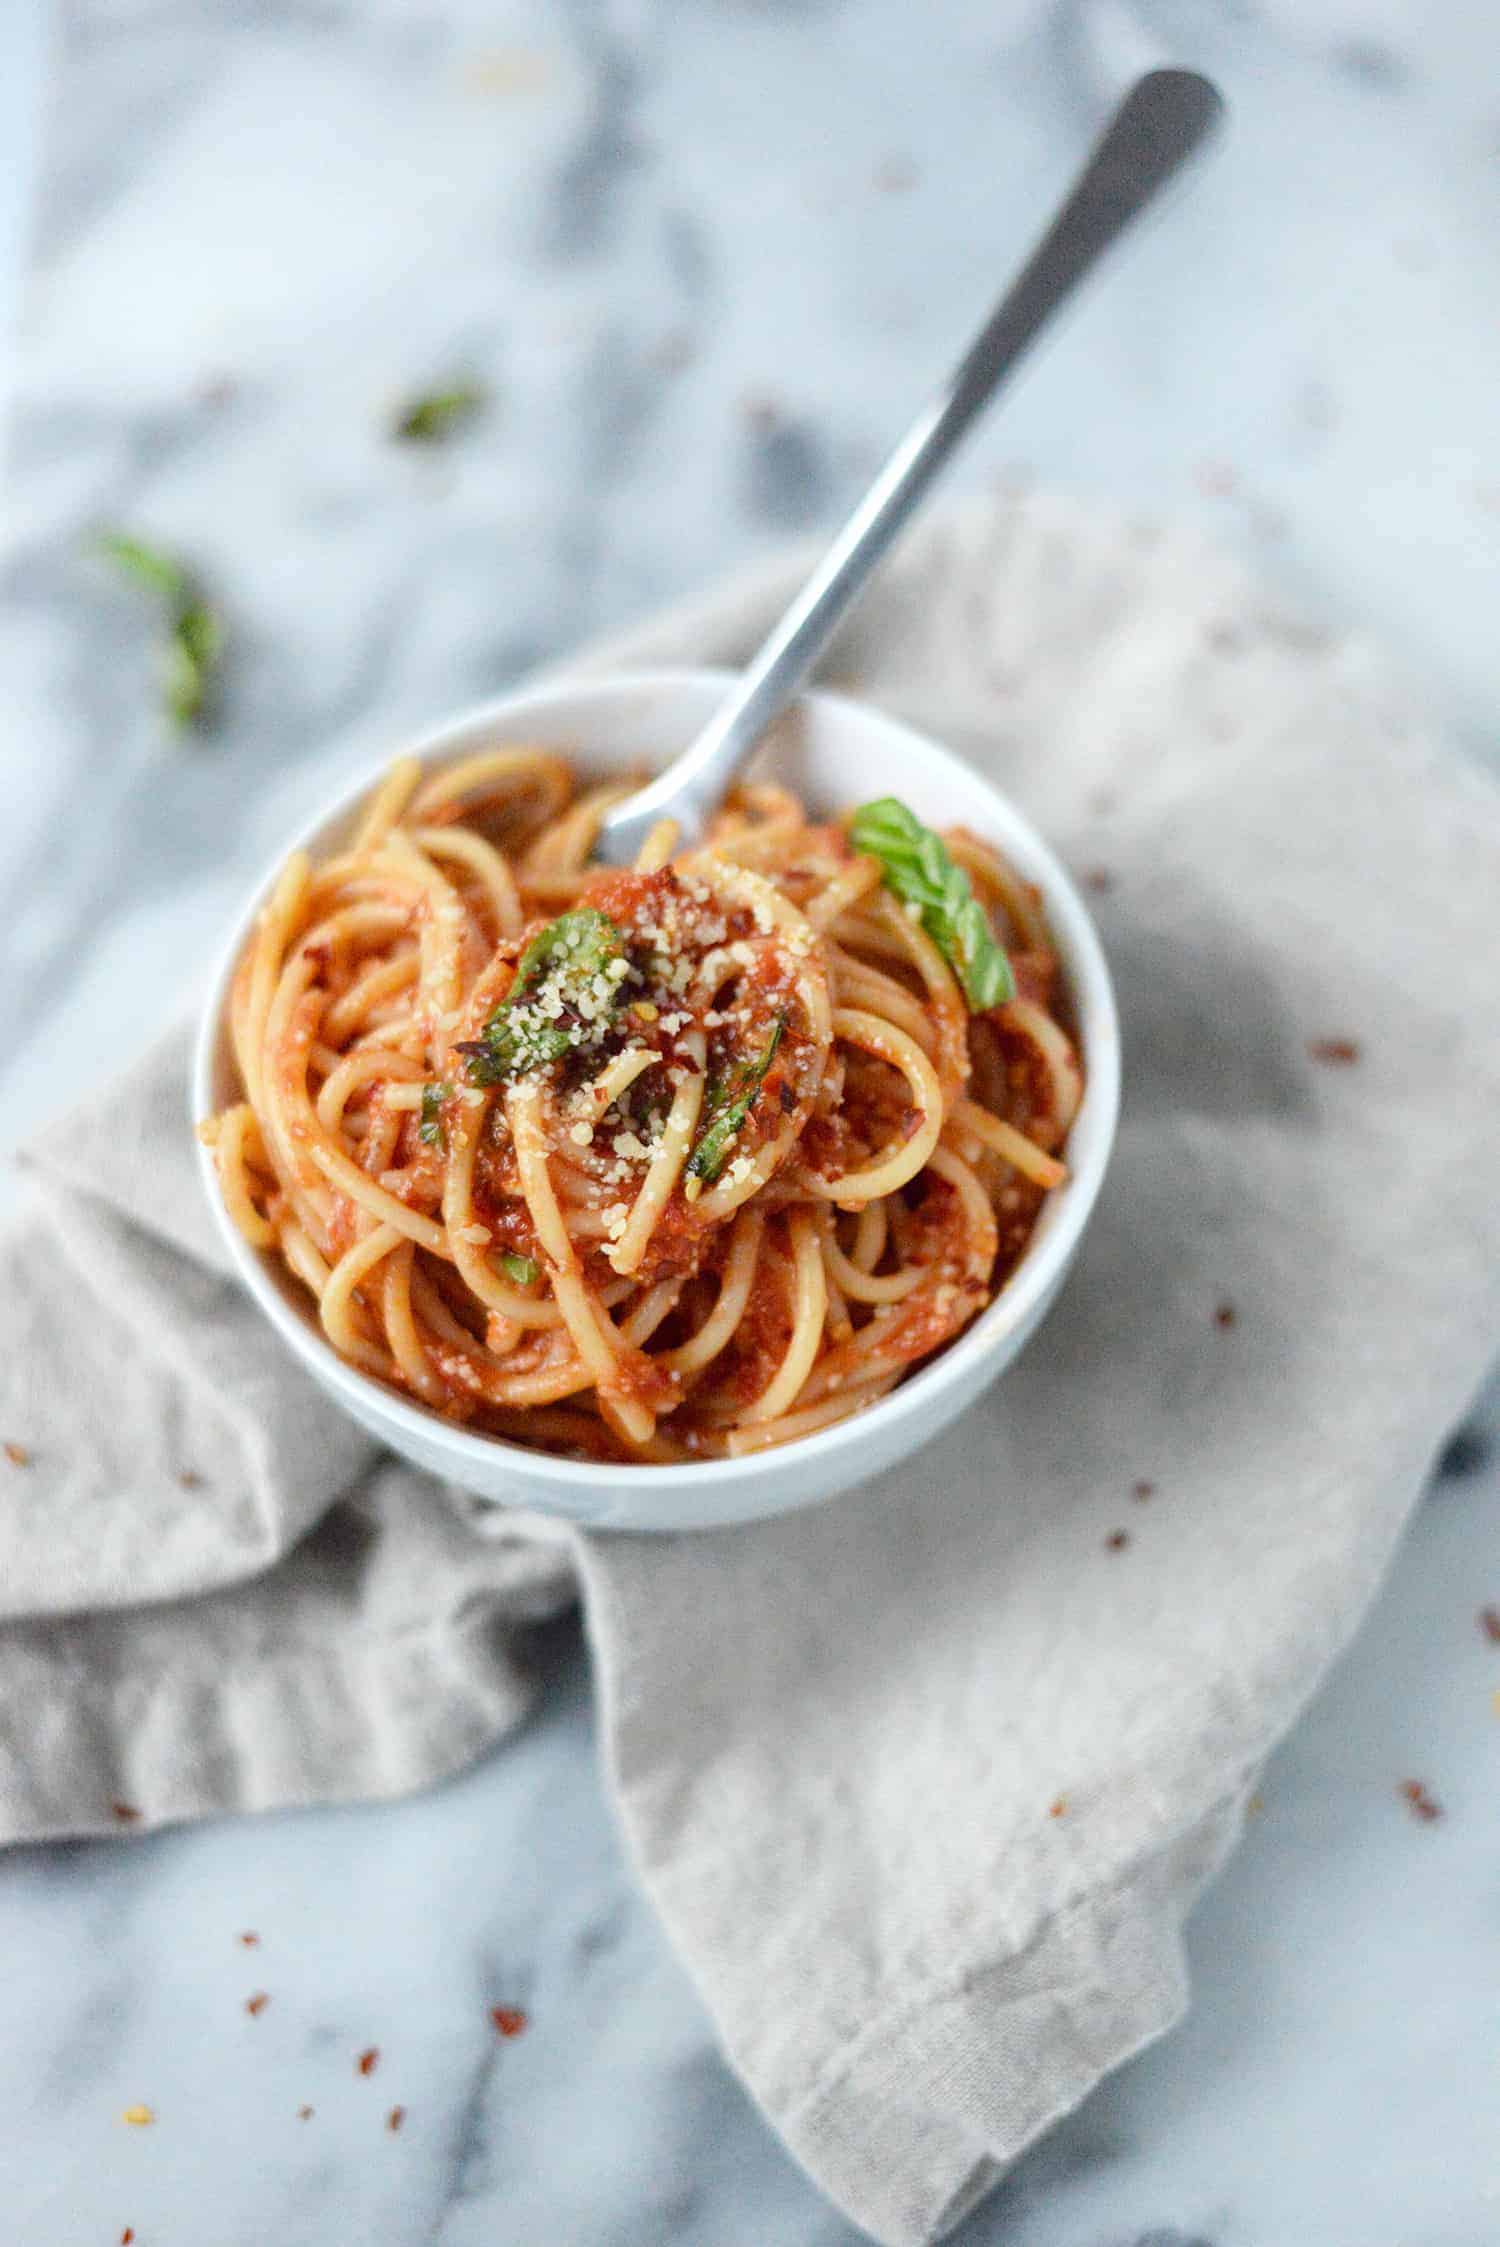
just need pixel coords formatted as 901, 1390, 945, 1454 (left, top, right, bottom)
297, 2104, 314, 2121
1194, 457, 1238, 498
1104, 1529, 1130, 1552
1214, 1302, 1236, 1330
121, 2231, 135, 2245
1132, 1479, 1156, 1502
237, 1930, 260, 1948
1048, 1796, 1067, 1819
1308, 1036, 1361, 1067
873, 153, 918, 194
1398, 1778, 1443, 1823
649, 328, 695, 376
386, 2105, 406, 2133
356, 2047, 380, 2077
490, 2005, 528, 2039
178, 1468, 204, 1490
1082, 867, 1114, 894
1479, 1606, 1500, 1645
739, 392, 781, 433
111, 1801, 142, 1825
3, 1441, 30, 1467
244, 1992, 269, 2017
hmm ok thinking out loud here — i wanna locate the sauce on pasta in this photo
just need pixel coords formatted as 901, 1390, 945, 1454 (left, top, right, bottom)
204, 750, 1082, 1462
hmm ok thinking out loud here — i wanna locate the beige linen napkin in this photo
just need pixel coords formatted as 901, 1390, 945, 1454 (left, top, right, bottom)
4, 494, 1498, 2247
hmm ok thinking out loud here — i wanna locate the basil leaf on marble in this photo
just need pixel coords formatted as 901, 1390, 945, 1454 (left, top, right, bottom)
392, 381, 488, 444
95, 529, 225, 735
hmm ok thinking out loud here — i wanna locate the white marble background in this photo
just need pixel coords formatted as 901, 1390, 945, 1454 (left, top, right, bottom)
1, 2, 1498, 2242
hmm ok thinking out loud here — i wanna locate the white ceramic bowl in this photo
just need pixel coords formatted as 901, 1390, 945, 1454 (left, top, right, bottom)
193, 670, 1119, 1532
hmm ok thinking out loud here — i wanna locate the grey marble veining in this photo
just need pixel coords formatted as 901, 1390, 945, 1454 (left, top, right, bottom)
2, 1, 1499, 2241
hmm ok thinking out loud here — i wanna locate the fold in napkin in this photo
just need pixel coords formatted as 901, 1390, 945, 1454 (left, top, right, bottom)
5, 494, 1499, 2247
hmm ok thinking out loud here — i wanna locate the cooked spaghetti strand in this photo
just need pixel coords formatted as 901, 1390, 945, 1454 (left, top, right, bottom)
210, 753, 1082, 1463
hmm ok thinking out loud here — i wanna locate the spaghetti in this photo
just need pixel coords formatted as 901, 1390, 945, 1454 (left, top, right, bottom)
204, 751, 1082, 1462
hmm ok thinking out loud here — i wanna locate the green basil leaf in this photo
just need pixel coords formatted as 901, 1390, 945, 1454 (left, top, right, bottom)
418, 1082, 452, 1150
849, 796, 1015, 1011
95, 530, 191, 603
458, 909, 627, 1086
500, 1250, 539, 1286
392, 381, 488, 444
96, 530, 225, 734
686, 1013, 787, 1184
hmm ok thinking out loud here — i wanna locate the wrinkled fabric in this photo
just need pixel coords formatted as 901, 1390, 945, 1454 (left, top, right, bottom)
4, 496, 1498, 2246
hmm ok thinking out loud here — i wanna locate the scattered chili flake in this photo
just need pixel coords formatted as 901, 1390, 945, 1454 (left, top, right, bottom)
650, 328, 695, 375
297, 2105, 314, 2121
238, 1931, 260, 1948
1479, 1606, 1500, 1645
739, 391, 781, 432
111, 1801, 142, 1825
1105, 1529, 1130, 1552
386, 2105, 406, 2133
1194, 457, 1238, 498
873, 153, 918, 193
1308, 1037, 1361, 1067
1214, 1302, 1236, 1330
357, 2047, 380, 2077
3, 1441, 30, 1467
1082, 867, 1113, 894
121, 2230, 135, 2244
1048, 1796, 1067, 1819
178, 1469, 204, 1490
1398, 1778, 1443, 1823
122, 2105, 154, 2127
490, 2005, 528, 2038
1132, 1479, 1156, 1502
245, 1992, 269, 2017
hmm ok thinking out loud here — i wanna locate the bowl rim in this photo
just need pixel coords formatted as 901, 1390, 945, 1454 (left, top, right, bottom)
191, 667, 1120, 1493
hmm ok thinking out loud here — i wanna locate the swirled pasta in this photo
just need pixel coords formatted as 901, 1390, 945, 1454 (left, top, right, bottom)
203, 752, 1082, 1463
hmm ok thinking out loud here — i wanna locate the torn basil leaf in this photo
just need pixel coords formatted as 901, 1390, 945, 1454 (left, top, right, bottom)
96, 529, 225, 735
418, 1082, 452, 1150
849, 797, 1014, 1011
392, 380, 488, 444
686, 1013, 787, 1184
458, 909, 628, 1086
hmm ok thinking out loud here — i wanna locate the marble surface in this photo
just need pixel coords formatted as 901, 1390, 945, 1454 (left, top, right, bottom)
1, 1, 1498, 2241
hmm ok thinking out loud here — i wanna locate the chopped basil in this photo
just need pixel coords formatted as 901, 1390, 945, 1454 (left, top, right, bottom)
418, 1081, 451, 1150
500, 1250, 539, 1286
96, 529, 225, 734
392, 380, 488, 444
96, 531, 190, 602
849, 797, 1014, 1011
458, 909, 628, 1085
686, 1014, 786, 1184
